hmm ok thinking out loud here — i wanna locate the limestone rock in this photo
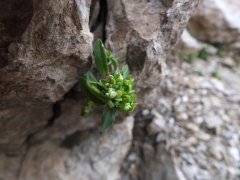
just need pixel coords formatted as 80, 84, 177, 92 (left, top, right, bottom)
0, 0, 199, 155
0, 0, 200, 178
18, 117, 133, 180
105, 0, 199, 108
0, 0, 93, 110
188, 0, 240, 44
0, 105, 53, 153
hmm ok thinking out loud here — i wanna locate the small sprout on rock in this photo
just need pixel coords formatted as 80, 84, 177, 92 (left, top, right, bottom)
212, 70, 222, 80
194, 70, 203, 76
80, 39, 137, 133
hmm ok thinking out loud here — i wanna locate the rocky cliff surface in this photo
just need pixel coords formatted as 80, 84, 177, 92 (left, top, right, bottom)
0, 0, 198, 179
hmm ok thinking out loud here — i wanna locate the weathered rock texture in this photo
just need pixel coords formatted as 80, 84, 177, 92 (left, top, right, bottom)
188, 0, 240, 44
105, 0, 199, 109
0, 0, 199, 179
0, 0, 93, 110
0, 117, 133, 180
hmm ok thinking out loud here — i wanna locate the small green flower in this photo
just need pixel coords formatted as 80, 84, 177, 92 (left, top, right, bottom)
80, 39, 137, 133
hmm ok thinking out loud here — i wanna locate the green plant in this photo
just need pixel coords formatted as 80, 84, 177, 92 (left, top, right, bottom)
198, 47, 209, 60
80, 39, 137, 133
194, 70, 203, 76
212, 70, 222, 80
187, 53, 197, 64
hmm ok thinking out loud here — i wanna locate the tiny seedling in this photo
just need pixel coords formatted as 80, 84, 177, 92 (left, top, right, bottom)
198, 47, 209, 60
194, 70, 203, 76
212, 70, 222, 80
80, 39, 137, 133
187, 53, 197, 64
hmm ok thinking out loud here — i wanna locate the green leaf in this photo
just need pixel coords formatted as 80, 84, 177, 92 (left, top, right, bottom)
106, 50, 118, 72
86, 71, 97, 82
121, 65, 129, 78
110, 57, 118, 72
80, 101, 93, 117
100, 105, 117, 133
94, 39, 108, 75
98, 79, 108, 90
80, 78, 106, 105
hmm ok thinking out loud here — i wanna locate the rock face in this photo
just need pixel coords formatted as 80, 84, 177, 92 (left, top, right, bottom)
0, 0, 199, 179
0, 0, 93, 110
105, 0, 199, 108
188, 0, 240, 44
1, 117, 133, 180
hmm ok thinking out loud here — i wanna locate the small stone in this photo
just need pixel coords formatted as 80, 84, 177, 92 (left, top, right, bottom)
182, 95, 189, 103
227, 167, 238, 179
174, 97, 182, 106
188, 76, 200, 89
155, 132, 167, 143
227, 94, 240, 103
194, 116, 204, 124
142, 109, 150, 116
209, 146, 223, 160
222, 114, 230, 122
201, 89, 208, 95
175, 113, 189, 121
196, 142, 207, 152
147, 117, 166, 135
151, 110, 164, 120
228, 147, 240, 162
127, 153, 138, 162
200, 81, 213, 89
186, 123, 199, 132
182, 164, 199, 180
195, 132, 211, 141
185, 137, 198, 146
210, 78, 225, 93
204, 115, 222, 129
221, 57, 235, 68
168, 117, 175, 126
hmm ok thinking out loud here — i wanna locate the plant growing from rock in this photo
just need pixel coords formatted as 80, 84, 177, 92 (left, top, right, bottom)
80, 39, 137, 133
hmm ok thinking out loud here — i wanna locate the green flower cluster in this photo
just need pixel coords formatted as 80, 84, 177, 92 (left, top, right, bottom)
80, 39, 137, 133
103, 72, 136, 111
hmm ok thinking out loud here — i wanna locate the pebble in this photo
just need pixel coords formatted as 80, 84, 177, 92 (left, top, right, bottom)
200, 81, 213, 89
123, 53, 240, 180
186, 123, 199, 132
127, 153, 138, 162
221, 57, 235, 68
182, 164, 198, 180
194, 116, 204, 124
185, 137, 198, 146
204, 115, 222, 128
142, 109, 150, 116
195, 132, 211, 141
227, 147, 240, 162
175, 113, 189, 121
155, 132, 167, 143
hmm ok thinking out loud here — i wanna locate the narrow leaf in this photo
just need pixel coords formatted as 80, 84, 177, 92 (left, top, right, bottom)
100, 105, 117, 133
121, 65, 129, 78
106, 50, 118, 72
80, 101, 93, 117
110, 57, 118, 72
80, 78, 106, 105
86, 71, 97, 82
94, 39, 108, 75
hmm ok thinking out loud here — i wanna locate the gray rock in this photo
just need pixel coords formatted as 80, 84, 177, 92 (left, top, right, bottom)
186, 123, 199, 132
204, 115, 222, 129
175, 113, 189, 121
228, 147, 240, 162
182, 164, 199, 180
18, 117, 134, 180
195, 132, 211, 141
188, 0, 240, 44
